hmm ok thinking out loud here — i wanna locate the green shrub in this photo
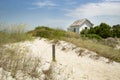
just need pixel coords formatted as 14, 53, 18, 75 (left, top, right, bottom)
85, 34, 102, 40
112, 24, 120, 38
81, 23, 112, 38
80, 29, 88, 35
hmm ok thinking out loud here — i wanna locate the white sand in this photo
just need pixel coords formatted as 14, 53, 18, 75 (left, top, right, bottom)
2, 38, 120, 80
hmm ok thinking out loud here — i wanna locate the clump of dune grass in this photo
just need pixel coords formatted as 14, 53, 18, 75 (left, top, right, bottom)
0, 23, 32, 45
28, 26, 120, 62
0, 23, 38, 79
100, 38, 119, 48
64, 37, 120, 62
0, 46, 41, 78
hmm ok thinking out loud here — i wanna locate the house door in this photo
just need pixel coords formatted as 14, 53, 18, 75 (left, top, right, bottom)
74, 28, 76, 32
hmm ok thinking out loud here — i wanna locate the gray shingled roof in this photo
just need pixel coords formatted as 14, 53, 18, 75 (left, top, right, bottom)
70, 18, 93, 27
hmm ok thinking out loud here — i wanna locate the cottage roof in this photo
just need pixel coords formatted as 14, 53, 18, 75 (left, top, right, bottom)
70, 18, 93, 27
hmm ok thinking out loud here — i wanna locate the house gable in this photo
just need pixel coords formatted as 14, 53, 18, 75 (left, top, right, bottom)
68, 18, 93, 34
79, 20, 93, 31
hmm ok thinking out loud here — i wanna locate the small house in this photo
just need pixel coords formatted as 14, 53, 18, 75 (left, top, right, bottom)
68, 18, 93, 34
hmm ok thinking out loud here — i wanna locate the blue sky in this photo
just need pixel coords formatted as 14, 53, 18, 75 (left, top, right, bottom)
0, 0, 120, 30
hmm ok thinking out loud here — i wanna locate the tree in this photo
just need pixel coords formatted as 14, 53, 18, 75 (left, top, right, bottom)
88, 27, 96, 34
112, 24, 120, 38
96, 23, 112, 38
81, 23, 112, 38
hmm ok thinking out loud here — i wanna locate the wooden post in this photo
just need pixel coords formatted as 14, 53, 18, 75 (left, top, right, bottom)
52, 44, 56, 62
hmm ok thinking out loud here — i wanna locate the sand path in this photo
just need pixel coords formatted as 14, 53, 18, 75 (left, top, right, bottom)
17, 38, 120, 80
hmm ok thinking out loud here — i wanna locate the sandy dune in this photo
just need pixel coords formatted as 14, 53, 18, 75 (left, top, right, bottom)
18, 38, 120, 80
1, 38, 120, 80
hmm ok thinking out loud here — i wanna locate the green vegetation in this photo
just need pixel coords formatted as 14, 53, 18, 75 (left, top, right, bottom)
28, 26, 80, 41
28, 26, 66, 40
28, 26, 120, 62
81, 23, 120, 38
0, 24, 32, 45
112, 24, 120, 38
81, 34, 102, 41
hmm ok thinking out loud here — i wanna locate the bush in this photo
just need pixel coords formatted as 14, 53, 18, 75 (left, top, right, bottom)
85, 34, 102, 40
112, 24, 120, 38
81, 23, 112, 38
97, 23, 112, 38
80, 29, 88, 35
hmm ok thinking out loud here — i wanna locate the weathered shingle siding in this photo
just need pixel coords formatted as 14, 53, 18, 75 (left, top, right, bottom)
68, 26, 80, 33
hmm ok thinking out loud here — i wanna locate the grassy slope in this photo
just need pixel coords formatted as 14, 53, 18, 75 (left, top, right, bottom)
0, 24, 32, 45
28, 26, 120, 62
